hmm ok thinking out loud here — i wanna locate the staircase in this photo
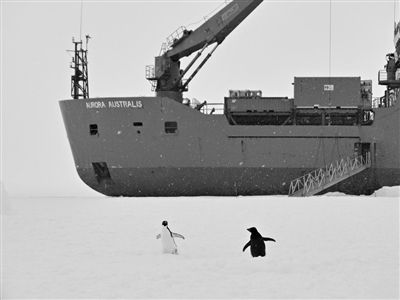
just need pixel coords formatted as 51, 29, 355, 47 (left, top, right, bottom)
288, 153, 371, 197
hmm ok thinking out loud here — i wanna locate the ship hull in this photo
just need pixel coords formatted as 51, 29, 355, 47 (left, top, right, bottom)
76, 166, 399, 196
59, 96, 400, 196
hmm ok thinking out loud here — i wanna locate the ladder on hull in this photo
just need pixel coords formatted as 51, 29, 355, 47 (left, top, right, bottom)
288, 153, 371, 197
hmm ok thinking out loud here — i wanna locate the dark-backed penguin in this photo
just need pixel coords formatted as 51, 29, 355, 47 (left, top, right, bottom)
156, 220, 185, 254
242, 227, 276, 257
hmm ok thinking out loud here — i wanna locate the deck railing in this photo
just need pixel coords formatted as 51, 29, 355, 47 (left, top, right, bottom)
378, 70, 388, 82
200, 102, 224, 115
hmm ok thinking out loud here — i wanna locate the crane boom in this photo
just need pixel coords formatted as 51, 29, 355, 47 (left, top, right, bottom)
146, 0, 263, 103
166, 0, 263, 60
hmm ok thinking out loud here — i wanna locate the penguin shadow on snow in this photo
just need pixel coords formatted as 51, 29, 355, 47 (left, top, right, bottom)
156, 220, 185, 255
243, 227, 276, 258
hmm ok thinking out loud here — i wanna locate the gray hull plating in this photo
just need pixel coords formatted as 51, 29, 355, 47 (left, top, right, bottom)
76, 167, 400, 197
59, 96, 400, 196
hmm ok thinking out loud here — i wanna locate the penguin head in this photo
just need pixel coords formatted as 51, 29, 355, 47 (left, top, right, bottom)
162, 220, 168, 226
247, 227, 258, 233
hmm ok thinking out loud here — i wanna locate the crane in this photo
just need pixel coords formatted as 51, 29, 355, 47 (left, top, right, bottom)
146, 0, 263, 103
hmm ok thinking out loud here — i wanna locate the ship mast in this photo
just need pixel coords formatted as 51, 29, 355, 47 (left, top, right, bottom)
69, 35, 90, 99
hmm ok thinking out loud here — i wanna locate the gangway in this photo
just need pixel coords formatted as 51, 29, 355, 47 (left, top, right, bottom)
288, 153, 371, 197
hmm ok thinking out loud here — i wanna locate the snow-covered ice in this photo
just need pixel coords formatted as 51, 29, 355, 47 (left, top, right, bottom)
2, 187, 399, 298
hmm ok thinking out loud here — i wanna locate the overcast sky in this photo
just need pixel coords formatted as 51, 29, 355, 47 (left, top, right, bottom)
1, 0, 397, 197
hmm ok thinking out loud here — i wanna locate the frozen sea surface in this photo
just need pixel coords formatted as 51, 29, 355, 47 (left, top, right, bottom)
2, 187, 399, 299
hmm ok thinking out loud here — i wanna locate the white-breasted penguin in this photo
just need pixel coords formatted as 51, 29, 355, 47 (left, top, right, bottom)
156, 220, 185, 254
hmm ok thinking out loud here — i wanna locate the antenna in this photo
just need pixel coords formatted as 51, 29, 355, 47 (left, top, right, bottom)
80, 0, 83, 41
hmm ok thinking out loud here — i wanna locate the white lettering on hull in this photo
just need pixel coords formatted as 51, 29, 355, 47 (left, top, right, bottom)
86, 101, 106, 109
86, 100, 143, 109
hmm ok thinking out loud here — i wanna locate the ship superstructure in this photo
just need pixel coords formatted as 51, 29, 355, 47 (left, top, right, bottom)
60, 0, 400, 196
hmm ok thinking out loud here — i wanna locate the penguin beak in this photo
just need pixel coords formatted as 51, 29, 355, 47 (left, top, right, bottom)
247, 228, 251, 232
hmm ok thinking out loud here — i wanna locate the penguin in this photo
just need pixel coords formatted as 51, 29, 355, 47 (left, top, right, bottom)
242, 227, 276, 257
156, 220, 185, 254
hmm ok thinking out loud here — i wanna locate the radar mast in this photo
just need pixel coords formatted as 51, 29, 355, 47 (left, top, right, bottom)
69, 35, 91, 99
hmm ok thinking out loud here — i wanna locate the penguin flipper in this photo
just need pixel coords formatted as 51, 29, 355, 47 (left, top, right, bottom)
172, 232, 185, 239
242, 241, 251, 252
263, 237, 276, 242
156, 234, 161, 239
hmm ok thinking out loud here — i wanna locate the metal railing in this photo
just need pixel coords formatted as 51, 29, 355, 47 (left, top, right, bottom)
145, 65, 157, 91
200, 102, 224, 115
378, 70, 388, 82
159, 42, 167, 56
158, 26, 187, 55
166, 26, 186, 48
145, 65, 155, 79
372, 97, 382, 108
378, 69, 400, 82
288, 153, 371, 197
